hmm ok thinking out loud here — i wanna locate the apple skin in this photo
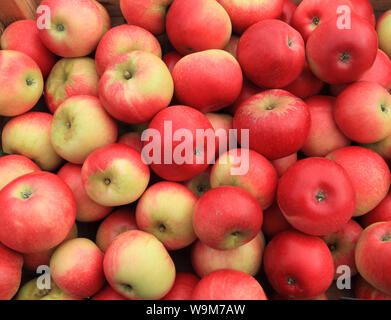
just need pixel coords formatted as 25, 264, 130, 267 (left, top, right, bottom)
191, 232, 265, 278
210, 148, 278, 210
0, 20, 57, 77
262, 203, 293, 239
306, 14, 378, 85
238, 19, 305, 89
350, 0, 376, 26
277, 157, 356, 236
0, 50, 43, 117
321, 219, 363, 279
92, 285, 129, 300
103, 230, 176, 300
166, 0, 232, 55
223, 35, 240, 58
301, 96, 351, 157
95, 24, 162, 76
355, 275, 391, 300
227, 78, 263, 115
334, 82, 391, 144
0, 171, 76, 253
191, 269, 267, 300
326, 146, 391, 217
120, 0, 173, 35
162, 273, 199, 300
51, 95, 118, 164
96, 207, 138, 253
2, 112, 64, 171
136, 181, 197, 250
0, 243, 23, 300
162, 51, 182, 74
280, 0, 297, 25
193, 186, 263, 250
377, 10, 391, 59
264, 230, 334, 299
45, 57, 100, 114
58, 163, 113, 222
50, 238, 105, 299
216, 0, 284, 34
183, 167, 211, 199
233, 89, 311, 160
206, 112, 235, 157
355, 221, 391, 296
0, 155, 41, 191
270, 153, 297, 177
172, 50, 243, 113
118, 132, 143, 153
81, 143, 150, 207
99, 50, 174, 124
360, 192, 391, 228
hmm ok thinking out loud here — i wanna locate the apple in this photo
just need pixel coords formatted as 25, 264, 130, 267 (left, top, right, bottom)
301, 95, 351, 157
118, 132, 143, 153
0, 20, 57, 77
136, 181, 197, 250
262, 203, 293, 239
0, 155, 41, 191
193, 186, 263, 250
205, 112, 234, 156
210, 148, 278, 210
81, 143, 150, 207
233, 89, 311, 160
365, 134, 391, 165
360, 192, 391, 228
191, 232, 265, 278
45, 57, 100, 114
227, 78, 263, 115
103, 230, 176, 300
191, 269, 267, 300
0, 171, 76, 253
356, 221, 391, 296
326, 146, 391, 216
350, 0, 376, 26
162, 273, 199, 300
94, 0, 111, 36
183, 167, 211, 199
51, 95, 118, 164
277, 157, 355, 236
57, 163, 113, 222
99, 51, 174, 124
377, 10, 391, 59
223, 35, 240, 58
237, 19, 305, 88
270, 153, 297, 177
334, 82, 391, 144
216, 0, 284, 34
95, 24, 162, 76
280, 0, 297, 25
37, 0, 108, 57
264, 230, 334, 299
120, 0, 173, 35
166, 0, 232, 55
0, 243, 23, 300
92, 285, 129, 300
96, 207, 138, 253
1, 112, 64, 171
162, 51, 182, 74
0, 50, 43, 117
355, 275, 391, 300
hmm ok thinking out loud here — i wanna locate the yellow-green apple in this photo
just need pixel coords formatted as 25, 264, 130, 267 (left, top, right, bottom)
94, 0, 111, 36
183, 167, 211, 199
92, 285, 129, 300
136, 181, 197, 250
37, 0, 108, 57
356, 221, 391, 296
360, 192, 391, 228
45, 57, 99, 114
262, 202, 293, 239
223, 35, 240, 58
355, 275, 391, 300
103, 230, 176, 300
0, 50, 43, 117
193, 186, 263, 250
191, 232, 265, 278
233, 89, 311, 160
120, 0, 173, 35
99, 51, 173, 124
81, 143, 150, 207
50, 238, 105, 299
191, 269, 267, 300
364, 134, 391, 165
334, 82, 391, 144
51, 95, 118, 164
270, 153, 297, 177
264, 230, 334, 299
0, 243, 23, 300
0, 172, 76, 253
237, 19, 305, 88
227, 78, 263, 115
280, 0, 297, 25
205, 112, 234, 156
57, 163, 113, 222
326, 146, 391, 216
95, 24, 162, 76
301, 96, 351, 157
162, 51, 182, 74
96, 207, 138, 253
162, 273, 199, 300
172, 50, 243, 113
217, 0, 284, 34
166, 0, 232, 55
321, 219, 363, 279
0, 20, 57, 77
377, 10, 391, 59
0, 155, 41, 191
118, 132, 143, 153
1, 112, 63, 171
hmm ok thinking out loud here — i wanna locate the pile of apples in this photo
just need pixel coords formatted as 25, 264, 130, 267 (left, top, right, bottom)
1, 0, 391, 301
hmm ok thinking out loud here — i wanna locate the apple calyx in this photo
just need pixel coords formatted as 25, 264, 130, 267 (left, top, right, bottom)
26, 79, 34, 86
123, 71, 133, 80
315, 190, 326, 202
312, 16, 320, 26
382, 235, 391, 242
56, 24, 65, 32
339, 52, 350, 64
287, 276, 297, 286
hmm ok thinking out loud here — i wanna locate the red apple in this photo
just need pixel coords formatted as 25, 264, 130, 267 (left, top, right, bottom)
350, 0, 376, 26
360, 192, 391, 228
118, 132, 143, 153
162, 273, 199, 300
280, 0, 297, 25
227, 78, 263, 115
262, 203, 293, 239
270, 153, 297, 177
355, 275, 391, 300
377, 10, 391, 59
0, 243, 23, 300
205, 112, 234, 156
92, 285, 129, 300
162, 51, 182, 74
